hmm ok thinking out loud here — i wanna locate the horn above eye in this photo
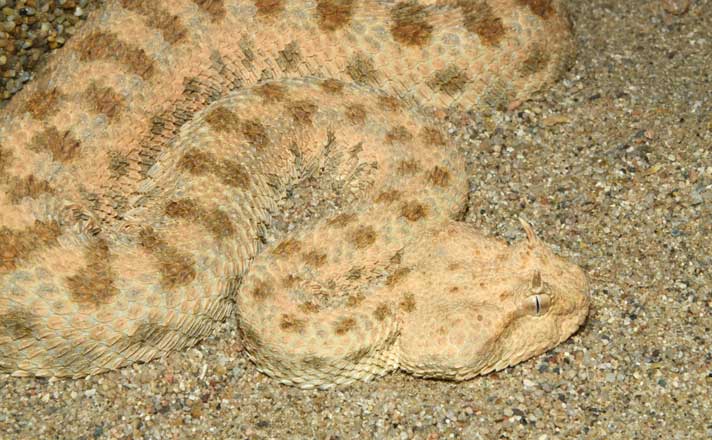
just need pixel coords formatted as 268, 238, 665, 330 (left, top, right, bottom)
518, 217, 539, 246
531, 270, 543, 293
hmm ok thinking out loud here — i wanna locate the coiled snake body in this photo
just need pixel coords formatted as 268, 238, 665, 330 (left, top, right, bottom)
0, 0, 589, 388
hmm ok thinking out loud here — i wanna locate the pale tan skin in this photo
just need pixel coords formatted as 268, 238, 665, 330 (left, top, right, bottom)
0, 0, 588, 388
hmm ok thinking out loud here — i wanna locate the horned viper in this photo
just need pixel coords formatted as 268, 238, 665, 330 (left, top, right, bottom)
0, 0, 589, 388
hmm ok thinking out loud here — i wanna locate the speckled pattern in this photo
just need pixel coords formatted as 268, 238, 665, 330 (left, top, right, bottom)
0, 0, 585, 384
0, 0, 711, 438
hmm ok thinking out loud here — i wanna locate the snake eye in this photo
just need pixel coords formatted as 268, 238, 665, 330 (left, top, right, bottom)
528, 294, 551, 316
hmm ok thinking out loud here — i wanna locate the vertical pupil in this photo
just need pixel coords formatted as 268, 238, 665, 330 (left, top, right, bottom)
535, 295, 541, 315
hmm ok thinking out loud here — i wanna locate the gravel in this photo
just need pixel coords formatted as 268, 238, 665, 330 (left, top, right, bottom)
1, 0, 710, 438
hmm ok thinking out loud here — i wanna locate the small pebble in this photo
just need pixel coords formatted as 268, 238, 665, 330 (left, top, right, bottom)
661, 0, 690, 15
190, 401, 203, 419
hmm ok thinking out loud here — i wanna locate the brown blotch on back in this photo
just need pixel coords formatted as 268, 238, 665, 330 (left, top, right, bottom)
427, 166, 451, 187
118, 0, 187, 44
303, 250, 327, 267
327, 212, 356, 227
250, 280, 274, 301
241, 119, 270, 148
399, 292, 416, 312
375, 189, 402, 204
255, 0, 285, 15
373, 303, 392, 321
178, 149, 250, 189
76, 31, 154, 79
400, 201, 427, 221
320, 78, 345, 94
205, 106, 241, 132
519, 44, 550, 77
390, 1, 433, 46
219, 160, 251, 189
287, 99, 318, 125
20, 87, 61, 119
84, 83, 124, 119
192, 0, 226, 20
316, 0, 355, 31
6, 175, 53, 203
32, 127, 81, 162
346, 52, 379, 86
428, 65, 469, 96
346, 292, 365, 307
138, 227, 197, 289
349, 225, 377, 249
0, 220, 61, 272
0, 309, 38, 339
397, 159, 420, 175
206, 107, 269, 148
345, 103, 367, 124
334, 317, 357, 335
164, 199, 199, 221
280, 314, 307, 333
421, 126, 446, 146
385, 126, 413, 144
378, 95, 402, 112
386, 267, 411, 287
66, 239, 119, 307
0, 145, 11, 176
255, 82, 288, 102
458, 0, 506, 46
203, 208, 236, 239
178, 149, 213, 175
273, 238, 302, 257
164, 199, 236, 240
276, 42, 302, 73
516, 0, 555, 18
151, 14, 187, 44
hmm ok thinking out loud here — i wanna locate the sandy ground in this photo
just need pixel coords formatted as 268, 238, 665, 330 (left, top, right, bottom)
0, 0, 710, 439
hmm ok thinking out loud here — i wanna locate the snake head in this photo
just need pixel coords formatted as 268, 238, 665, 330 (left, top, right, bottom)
498, 219, 590, 369
396, 220, 590, 380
